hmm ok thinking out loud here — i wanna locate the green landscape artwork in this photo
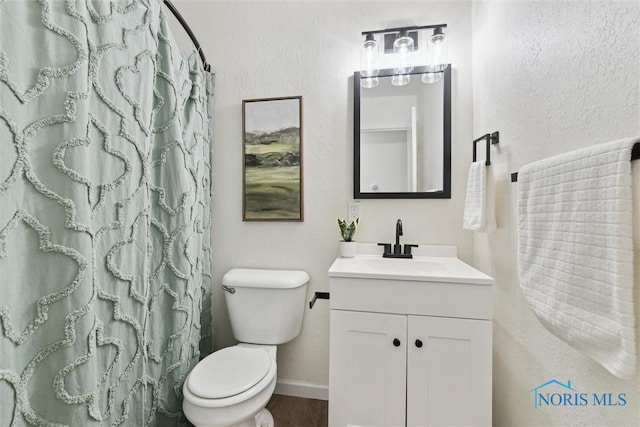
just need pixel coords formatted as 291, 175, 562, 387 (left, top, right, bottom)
242, 96, 303, 220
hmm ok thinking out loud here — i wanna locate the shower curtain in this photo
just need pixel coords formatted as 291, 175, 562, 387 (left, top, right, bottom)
0, 1, 212, 425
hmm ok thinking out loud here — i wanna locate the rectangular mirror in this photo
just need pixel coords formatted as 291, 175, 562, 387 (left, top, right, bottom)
354, 65, 451, 199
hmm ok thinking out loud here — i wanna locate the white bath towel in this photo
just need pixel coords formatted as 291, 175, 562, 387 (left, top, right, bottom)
517, 137, 638, 379
463, 161, 494, 232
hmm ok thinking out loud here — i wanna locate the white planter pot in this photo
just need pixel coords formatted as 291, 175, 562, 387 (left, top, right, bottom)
339, 241, 357, 258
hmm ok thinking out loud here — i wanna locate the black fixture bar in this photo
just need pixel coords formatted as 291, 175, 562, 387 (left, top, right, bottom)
362, 24, 447, 37
163, 0, 211, 72
510, 142, 640, 182
473, 132, 500, 166
309, 292, 330, 309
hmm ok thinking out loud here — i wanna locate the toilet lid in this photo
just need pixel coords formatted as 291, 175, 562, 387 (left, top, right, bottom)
187, 346, 272, 399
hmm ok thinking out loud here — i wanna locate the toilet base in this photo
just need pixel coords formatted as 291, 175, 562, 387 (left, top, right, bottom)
254, 408, 274, 427
192, 407, 273, 427
228, 408, 273, 427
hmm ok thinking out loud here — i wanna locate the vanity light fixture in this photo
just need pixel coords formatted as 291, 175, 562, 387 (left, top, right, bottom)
393, 29, 415, 77
423, 26, 448, 83
360, 34, 380, 88
360, 24, 448, 88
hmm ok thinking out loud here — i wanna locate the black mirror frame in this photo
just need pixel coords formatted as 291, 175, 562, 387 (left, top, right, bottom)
354, 65, 451, 199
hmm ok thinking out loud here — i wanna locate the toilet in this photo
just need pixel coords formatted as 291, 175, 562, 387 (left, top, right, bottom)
183, 268, 310, 427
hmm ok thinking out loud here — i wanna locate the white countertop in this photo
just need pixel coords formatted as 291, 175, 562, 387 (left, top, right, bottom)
328, 244, 493, 285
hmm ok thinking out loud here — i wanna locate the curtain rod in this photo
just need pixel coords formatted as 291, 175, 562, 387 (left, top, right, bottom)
163, 0, 211, 72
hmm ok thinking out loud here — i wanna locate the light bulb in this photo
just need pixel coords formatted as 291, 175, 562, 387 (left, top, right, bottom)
430, 27, 446, 44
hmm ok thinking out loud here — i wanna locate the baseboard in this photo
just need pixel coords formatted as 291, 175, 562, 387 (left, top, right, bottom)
275, 379, 329, 401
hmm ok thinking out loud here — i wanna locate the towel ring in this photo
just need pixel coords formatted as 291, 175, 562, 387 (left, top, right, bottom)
473, 132, 500, 166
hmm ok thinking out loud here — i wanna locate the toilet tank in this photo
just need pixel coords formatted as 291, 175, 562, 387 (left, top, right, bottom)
222, 268, 310, 345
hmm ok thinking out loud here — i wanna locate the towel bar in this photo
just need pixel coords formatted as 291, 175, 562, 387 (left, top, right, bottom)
473, 132, 500, 166
510, 142, 640, 182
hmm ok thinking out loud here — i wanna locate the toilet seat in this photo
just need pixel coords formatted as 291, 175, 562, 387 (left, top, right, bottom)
187, 346, 272, 399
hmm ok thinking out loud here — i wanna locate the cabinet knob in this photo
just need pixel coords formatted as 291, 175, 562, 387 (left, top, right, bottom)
393, 338, 401, 347
415, 339, 423, 348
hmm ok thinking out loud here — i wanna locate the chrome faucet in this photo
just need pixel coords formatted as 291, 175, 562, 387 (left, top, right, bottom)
378, 219, 416, 259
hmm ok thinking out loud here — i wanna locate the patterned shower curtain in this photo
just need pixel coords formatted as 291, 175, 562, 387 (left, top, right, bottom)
0, 1, 212, 425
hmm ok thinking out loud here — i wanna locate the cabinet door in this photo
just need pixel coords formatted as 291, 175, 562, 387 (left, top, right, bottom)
407, 316, 492, 426
329, 310, 407, 427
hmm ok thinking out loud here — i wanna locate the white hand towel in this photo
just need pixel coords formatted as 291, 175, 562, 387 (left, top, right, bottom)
633, 161, 640, 248
463, 161, 495, 232
517, 137, 638, 379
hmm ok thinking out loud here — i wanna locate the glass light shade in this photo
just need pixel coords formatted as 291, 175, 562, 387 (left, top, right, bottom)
361, 77, 379, 89
427, 27, 448, 73
421, 72, 443, 84
391, 74, 410, 87
360, 34, 379, 78
393, 31, 414, 75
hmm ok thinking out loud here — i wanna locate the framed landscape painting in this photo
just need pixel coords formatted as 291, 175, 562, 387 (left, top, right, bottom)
242, 96, 303, 221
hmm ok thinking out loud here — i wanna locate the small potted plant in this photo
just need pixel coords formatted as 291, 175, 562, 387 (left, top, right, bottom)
337, 217, 359, 258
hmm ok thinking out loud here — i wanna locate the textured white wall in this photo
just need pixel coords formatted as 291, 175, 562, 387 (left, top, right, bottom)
170, 0, 474, 392
472, 1, 640, 425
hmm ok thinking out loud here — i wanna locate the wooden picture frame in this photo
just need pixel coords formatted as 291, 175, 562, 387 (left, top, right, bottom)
242, 96, 303, 221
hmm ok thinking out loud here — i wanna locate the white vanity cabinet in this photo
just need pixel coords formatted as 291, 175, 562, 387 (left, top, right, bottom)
328, 247, 493, 427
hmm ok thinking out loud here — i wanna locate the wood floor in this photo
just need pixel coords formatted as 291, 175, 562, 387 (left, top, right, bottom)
266, 394, 328, 427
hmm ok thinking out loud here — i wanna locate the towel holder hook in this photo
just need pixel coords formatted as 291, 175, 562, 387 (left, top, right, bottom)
473, 132, 500, 166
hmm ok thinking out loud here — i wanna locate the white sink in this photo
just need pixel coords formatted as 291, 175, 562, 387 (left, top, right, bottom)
350, 256, 448, 275
328, 244, 492, 284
